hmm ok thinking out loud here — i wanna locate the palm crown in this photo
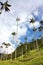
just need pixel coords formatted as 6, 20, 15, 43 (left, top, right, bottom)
0, 0, 11, 14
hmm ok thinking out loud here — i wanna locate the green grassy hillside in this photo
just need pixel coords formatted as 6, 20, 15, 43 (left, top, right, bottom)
0, 38, 43, 65
0, 49, 43, 65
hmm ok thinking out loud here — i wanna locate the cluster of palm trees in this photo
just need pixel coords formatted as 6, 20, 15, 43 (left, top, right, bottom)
0, 16, 20, 60
20, 18, 43, 60
0, 17, 43, 60
0, 42, 11, 60
0, 0, 43, 60
30, 18, 43, 50
0, 17, 43, 61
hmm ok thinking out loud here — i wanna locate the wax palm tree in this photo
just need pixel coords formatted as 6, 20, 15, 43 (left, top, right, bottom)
16, 17, 20, 41
33, 27, 38, 47
24, 37, 28, 51
3, 0, 11, 12
2, 42, 11, 60
40, 20, 43, 25
11, 32, 17, 60
0, 0, 11, 14
30, 18, 35, 49
40, 20, 43, 35
13, 17, 20, 59
12, 32, 16, 38
38, 25, 43, 43
32, 38, 36, 49
0, 46, 3, 60
16, 17, 20, 33
2, 42, 11, 47
38, 26, 43, 31
30, 18, 39, 50
0, 2, 3, 14
20, 42, 24, 60
16, 17, 20, 24
30, 18, 35, 23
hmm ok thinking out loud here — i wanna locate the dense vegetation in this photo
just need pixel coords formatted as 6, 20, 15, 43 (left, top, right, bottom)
12, 37, 43, 58
0, 37, 43, 65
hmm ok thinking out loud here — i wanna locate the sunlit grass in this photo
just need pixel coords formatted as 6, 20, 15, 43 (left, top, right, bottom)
0, 49, 43, 65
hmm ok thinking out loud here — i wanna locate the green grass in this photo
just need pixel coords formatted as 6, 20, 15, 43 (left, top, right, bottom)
0, 49, 43, 65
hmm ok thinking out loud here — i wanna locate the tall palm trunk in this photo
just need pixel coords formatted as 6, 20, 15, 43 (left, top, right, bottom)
2, 42, 11, 60
33, 24, 39, 50
15, 17, 20, 59
6, 47, 8, 60
11, 48, 12, 60
6, 54, 7, 60
11, 32, 16, 60
26, 44, 27, 51
36, 39, 39, 50
14, 49, 17, 60
35, 30, 40, 55
22, 46, 23, 60
35, 31, 39, 50
23, 39, 27, 57
42, 31, 43, 43
0, 46, 3, 60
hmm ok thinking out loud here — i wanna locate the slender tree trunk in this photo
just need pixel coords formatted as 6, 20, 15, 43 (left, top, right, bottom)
25, 44, 27, 51
11, 48, 12, 60
35, 30, 39, 51
33, 26, 39, 50
6, 54, 7, 60
33, 33, 36, 50
14, 19, 18, 60
42, 34, 43, 43
6, 48, 8, 60
1, 54, 2, 60
22, 46, 23, 60
35, 36, 39, 51
25, 44, 27, 55
14, 48, 17, 60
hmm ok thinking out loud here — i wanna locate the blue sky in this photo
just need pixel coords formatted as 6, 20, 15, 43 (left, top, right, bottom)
0, 0, 43, 54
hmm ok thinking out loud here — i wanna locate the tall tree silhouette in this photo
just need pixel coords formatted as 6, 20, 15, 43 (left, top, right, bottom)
11, 32, 17, 60
16, 17, 20, 42
0, 0, 11, 14
2, 42, 11, 60
20, 42, 24, 60
14, 17, 20, 59
0, 46, 3, 60
38, 25, 43, 43
40, 20, 43, 25
30, 18, 39, 50
24, 37, 28, 52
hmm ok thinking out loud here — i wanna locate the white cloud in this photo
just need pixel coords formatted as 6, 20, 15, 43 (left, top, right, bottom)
0, 26, 10, 43
29, 23, 34, 29
41, 15, 43, 20
33, 11, 39, 16
33, 21, 40, 28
